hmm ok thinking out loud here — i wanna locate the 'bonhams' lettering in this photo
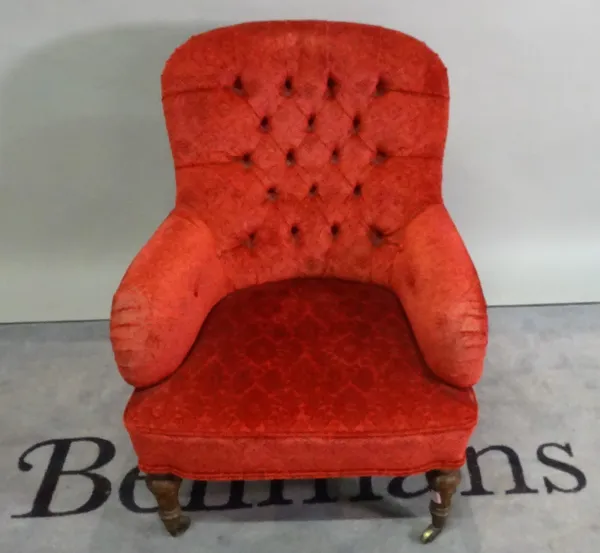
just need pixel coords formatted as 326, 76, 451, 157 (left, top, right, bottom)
12, 437, 588, 518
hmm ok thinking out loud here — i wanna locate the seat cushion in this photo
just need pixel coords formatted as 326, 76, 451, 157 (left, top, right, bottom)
125, 278, 478, 480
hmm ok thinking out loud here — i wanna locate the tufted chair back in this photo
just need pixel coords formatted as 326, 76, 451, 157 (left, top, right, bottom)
162, 20, 449, 290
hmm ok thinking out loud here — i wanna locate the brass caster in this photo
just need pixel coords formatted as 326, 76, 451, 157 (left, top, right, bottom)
420, 468, 461, 544
163, 514, 191, 537
420, 524, 443, 544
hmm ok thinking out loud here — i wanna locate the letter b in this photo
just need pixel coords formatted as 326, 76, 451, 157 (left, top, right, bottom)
12, 437, 115, 518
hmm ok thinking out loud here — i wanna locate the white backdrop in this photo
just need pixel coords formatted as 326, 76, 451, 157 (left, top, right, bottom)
1, 0, 599, 323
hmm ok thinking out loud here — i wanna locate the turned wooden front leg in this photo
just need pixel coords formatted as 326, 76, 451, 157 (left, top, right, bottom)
145, 474, 190, 537
420, 469, 461, 544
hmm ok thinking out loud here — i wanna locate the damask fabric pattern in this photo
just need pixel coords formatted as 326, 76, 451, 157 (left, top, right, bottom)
125, 279, 477, 480
110, 20, 487, 390
109, 20, 489, 480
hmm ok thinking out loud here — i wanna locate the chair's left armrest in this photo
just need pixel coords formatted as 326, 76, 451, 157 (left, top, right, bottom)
110, 210, 231, 388
391, 204, 489, 388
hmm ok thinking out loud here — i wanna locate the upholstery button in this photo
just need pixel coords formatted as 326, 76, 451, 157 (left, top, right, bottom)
331, 148, 340, 164
369, 227, 384, 246
267, 187, 278, 201
307, 113, 316, 132
374, 77, 387, 96
353, 184, 362, 196
232, 75, 244, 95
373, 149, 387, 165
283, 76, 293, 96
246, 232, 256, 248
352, 114, 361, 133
241, 152, 253, 167
331, 224, 340, 237
286, 150, 296, 166
309, 183, 318, 196
326, 75, 337, 98
259, 116, 270, 132
290, 225, 299, 236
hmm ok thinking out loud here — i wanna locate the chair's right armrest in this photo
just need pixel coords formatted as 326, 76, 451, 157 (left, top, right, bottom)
110, 211, 231, 388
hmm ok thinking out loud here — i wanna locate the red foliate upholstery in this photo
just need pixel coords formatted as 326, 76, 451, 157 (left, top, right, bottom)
110, 20, 488, 481
125, 279, 478, 480
111, 214, 231, 388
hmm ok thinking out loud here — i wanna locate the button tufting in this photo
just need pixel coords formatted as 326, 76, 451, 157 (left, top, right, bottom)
309, 183, 318, 196
369, 227, 384, 247
373, 149, 388, 165
259, 116, 270, 132
326, 75, 338, 98
246, 232, 256, 248
353, 183, 362, 196
374, 77, 387, 97
352, 115, 361, 133
331, 224, 340, 237
331, 148, 340, 164
266, 187, 278, 201
283, 76, 293, 96
307, 113, 316, 132
241, 152, 253, 167
232, 75, 244, 95
290, 225, 299, 236
286, 150, 296, 166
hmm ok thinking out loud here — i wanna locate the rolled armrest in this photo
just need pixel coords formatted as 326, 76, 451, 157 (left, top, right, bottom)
110, 211, 231, 387
391, 204, 488, 388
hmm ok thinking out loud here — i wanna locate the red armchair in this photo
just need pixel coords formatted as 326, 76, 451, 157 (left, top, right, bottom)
110, 20, 488, 543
